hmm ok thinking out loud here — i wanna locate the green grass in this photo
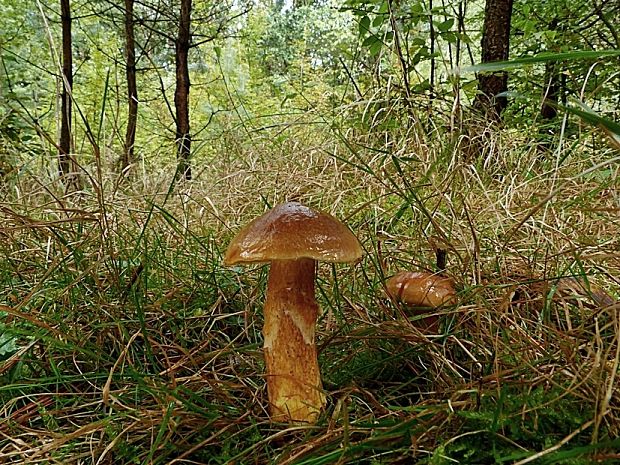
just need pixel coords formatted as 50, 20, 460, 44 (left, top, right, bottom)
1, 103, 619, 464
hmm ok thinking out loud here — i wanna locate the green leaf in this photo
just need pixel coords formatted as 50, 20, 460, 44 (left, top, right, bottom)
0, 327, 17, 357
413, 80, 431, 92
436, 18, 454, 32
458, 32, 472, 44
369, 38, 383, 56
359, 15, 371, 36
362, 35, 380, 48
458, 49, 620, 74
442, 31, 457, 44
372, 15, 385, 28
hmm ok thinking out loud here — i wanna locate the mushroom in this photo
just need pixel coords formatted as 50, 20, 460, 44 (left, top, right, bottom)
386, 271, 456, 331
224, 202, 362, 423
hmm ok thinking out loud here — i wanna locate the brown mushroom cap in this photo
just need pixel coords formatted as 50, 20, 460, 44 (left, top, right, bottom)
386, 271, 456, 308
224, 202, 362, 265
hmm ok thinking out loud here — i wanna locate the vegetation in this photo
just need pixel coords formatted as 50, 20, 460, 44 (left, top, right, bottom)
1, 0, 619, 463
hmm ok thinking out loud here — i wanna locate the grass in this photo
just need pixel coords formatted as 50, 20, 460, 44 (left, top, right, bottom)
0, 104, 619, 464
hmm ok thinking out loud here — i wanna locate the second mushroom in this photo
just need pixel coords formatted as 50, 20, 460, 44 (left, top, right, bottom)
386, 271, 456, 332
224, 202, 362, 423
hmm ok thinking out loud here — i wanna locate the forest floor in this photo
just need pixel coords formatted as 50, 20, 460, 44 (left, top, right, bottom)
1, 116, 619, 464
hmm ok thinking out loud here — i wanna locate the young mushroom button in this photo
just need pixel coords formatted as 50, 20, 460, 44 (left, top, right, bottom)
224, 202, 362, 423
386, 271, 457, 332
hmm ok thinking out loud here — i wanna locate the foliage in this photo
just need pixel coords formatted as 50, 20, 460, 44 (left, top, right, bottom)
506, 0, 620, 122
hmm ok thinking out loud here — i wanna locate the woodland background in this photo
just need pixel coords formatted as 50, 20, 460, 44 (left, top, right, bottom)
0, 0, 619, 463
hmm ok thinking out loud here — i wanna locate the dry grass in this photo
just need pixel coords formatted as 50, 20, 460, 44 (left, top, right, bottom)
1, 108, 619, 463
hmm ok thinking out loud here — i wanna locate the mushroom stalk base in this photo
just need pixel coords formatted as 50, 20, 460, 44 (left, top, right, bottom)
263, 258, 325, 423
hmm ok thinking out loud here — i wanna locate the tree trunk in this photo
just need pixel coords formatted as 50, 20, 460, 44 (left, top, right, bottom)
540, 63, 560, 120
175, 0, 192, 181
474, 0, 514, 119
122, 0, 138, 173
429, 0, 435, 108
59, 0, 73, 178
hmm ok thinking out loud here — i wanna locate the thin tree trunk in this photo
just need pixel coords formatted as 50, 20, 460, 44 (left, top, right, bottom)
540, 20, 560, 121
540, 63, 560, 120
59, 0, 73, 178
122, 0, 138, 172
175, 0, 192, 180
474, 0, 514, 119
429, 0, 435, 108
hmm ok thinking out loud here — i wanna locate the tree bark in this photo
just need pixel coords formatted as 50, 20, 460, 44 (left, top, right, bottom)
474, 0, 514, 119
122, 0, 138, 173
175, 0, 192, 180
59, 0, 73, 178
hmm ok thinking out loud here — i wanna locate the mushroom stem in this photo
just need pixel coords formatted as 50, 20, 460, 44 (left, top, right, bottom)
263, 258, 325, 423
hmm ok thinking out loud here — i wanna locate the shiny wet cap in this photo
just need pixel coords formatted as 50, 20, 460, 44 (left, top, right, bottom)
224, 202, 362, 265
386, 271, 456, 307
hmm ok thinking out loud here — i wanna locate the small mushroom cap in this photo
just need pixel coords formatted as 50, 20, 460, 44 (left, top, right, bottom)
386, 271, 456, 307
224, 202, 362, 265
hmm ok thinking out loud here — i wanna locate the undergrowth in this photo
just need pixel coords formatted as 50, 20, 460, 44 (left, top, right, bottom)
0, 107, 619, 464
